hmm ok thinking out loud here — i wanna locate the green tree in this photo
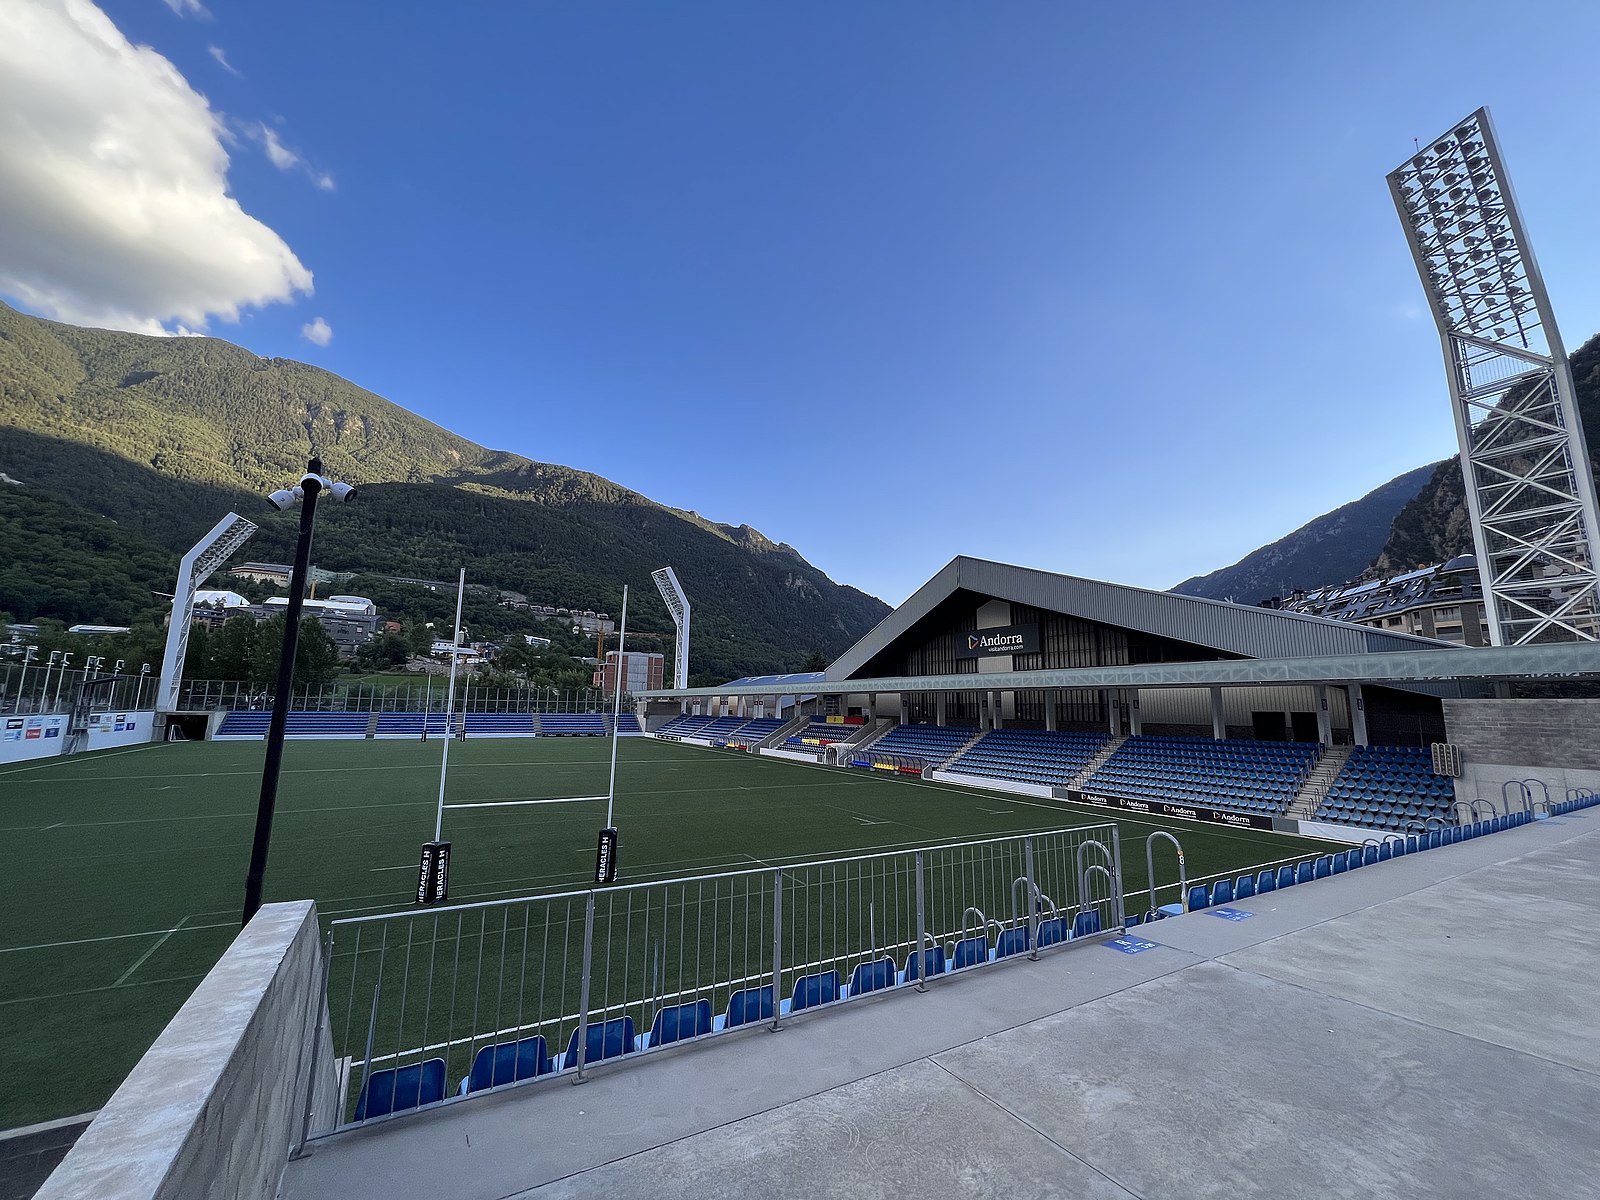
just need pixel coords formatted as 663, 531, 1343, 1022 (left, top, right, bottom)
251, 615, 341, 689
210, 616, 257, 681
802, 648, 829, 672
356, 631, 409, 670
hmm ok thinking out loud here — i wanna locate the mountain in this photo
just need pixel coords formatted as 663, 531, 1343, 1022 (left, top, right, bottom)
1172, 465, 1439, 603
0, 301, 889, 680
1177, 330, 1600, 603
1373, 331, 1600, 573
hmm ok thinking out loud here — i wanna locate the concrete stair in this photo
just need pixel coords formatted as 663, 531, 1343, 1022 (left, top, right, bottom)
1288, 744, 1352, 819
1065, 734, 1126, 791
934, 729, 990, 771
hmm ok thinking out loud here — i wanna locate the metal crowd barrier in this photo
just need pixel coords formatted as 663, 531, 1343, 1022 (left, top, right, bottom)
314, 822, 1124, 1133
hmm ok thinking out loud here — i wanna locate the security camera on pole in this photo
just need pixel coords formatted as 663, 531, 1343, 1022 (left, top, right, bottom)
241, 456, 356, 927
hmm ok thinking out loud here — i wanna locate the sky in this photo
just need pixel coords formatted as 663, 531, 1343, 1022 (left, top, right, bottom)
5, 1, 1600, 607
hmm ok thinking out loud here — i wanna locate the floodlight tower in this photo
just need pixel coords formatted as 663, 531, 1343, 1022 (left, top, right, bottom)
1388, 107, 1600, 644
651, 566, 691, 689
157, 512, 259, 713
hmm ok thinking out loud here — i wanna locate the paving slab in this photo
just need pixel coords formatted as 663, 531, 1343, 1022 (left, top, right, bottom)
1217, 833, 1600, 1074
934, 959, 1600, 1200
518, 1058, 1140, 1200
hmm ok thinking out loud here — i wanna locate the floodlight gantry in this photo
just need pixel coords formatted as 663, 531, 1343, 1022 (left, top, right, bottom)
1388, 107, 1600, 644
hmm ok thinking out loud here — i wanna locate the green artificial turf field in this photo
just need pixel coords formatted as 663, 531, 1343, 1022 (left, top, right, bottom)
0, 735, 1336, 1128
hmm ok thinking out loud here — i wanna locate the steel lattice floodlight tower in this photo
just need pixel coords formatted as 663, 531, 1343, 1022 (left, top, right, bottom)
651, 566, 691, 689
1388, 107, 1600, 645
157, 512, 259, 714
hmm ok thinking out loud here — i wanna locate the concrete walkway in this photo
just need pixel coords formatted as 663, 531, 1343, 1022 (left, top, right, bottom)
280, 815, 1600, 1200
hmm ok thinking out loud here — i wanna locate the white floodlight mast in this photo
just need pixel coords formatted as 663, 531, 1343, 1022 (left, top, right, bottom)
157, 512, 259, 713
1388, 107, 1600, 644
651, 566, 691, 689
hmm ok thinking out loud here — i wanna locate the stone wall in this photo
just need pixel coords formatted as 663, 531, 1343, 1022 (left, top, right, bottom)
1443, 699, 1600, 809
35, 901, 337, 1200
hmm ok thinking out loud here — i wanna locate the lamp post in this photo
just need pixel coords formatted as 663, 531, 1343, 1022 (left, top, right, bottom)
52, 653, 72, 712
241, 456, 356, 926
10, 646, 37, 714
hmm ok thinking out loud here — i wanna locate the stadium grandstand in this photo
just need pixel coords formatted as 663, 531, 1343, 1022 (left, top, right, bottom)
637, 556, 1566, 840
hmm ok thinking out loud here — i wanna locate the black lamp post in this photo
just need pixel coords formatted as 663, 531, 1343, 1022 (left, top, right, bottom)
241, 456, 355, 926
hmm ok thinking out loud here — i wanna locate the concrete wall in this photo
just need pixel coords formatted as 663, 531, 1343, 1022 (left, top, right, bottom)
1444, 698, 1600, 809
83, 711, 156, 751
36, 901, 338, 1200
0, 713, 68, 763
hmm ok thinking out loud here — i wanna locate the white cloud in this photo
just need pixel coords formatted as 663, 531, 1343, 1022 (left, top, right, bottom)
252, 122, 299, 170
207, 44, 239, 77
244, 119, 334, 191
300, 316, 332, 346
162, 0, 209, 18
0, 0, 311, 334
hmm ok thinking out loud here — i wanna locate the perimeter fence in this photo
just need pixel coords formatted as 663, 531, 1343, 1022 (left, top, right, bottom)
312, 821, 1125, 1136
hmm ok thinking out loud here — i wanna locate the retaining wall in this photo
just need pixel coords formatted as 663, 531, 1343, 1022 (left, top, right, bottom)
35, 902, 336, 1200
1443, 698, 1600, 806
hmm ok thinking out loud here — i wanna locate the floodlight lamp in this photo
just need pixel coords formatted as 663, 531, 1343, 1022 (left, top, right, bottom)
266, 488, 297, 511
115, 659, 126, 673
327, 481, 357, 504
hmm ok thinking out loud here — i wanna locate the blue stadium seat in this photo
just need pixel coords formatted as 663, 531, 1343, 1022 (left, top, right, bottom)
1256, 869, 1276, 894
1363, 845, 1379, 865
1313, 855, 1332, 878
1295, 861, 1315, 885
725, 986, 774, 1028
1211, 879, 1234, 906
1035, 918, 1068, 948
789, 971, 841, 1011
902, 946, 948, 981
951, 935, 990, 970
355, 1058, 447, 1120
1072, 910, 1102, 938
465, 1037, 552, 1094
565, 1017, 635, 1066
846, 958, 898, 995
1330, 851, 1347, 873
647, 1000, 713, 1048
1187, 885, 1211, 911
994, 927, 1031, 958
1277, 865, 1297, 889
1234, 875, 1256, 900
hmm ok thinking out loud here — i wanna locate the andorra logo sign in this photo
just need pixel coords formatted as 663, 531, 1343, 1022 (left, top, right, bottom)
958, 624, 1039, 657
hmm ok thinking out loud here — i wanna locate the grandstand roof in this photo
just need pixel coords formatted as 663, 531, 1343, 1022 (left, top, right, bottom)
721, 671, 826, 688
825, 556, 1444, 683
640, 642, 1600, 697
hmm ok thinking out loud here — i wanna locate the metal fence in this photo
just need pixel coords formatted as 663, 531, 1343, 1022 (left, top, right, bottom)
0, 664, 155, 716
169, 679, 610, 714
313, 822, 1123, 1135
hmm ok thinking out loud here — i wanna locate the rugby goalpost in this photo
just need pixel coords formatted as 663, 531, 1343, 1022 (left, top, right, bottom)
420, 576, 633, 901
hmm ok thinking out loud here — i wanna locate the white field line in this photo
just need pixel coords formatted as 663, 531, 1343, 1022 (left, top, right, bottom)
0, 742, 165, 777
114, 916, 189, 986
1, 920, 231, 956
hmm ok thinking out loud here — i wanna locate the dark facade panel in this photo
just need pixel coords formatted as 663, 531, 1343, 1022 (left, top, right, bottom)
829, 557, 1443, 683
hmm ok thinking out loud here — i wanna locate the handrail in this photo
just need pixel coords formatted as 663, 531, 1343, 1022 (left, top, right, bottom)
1075, 839, 1112, 910
1081, 864, 1115, 915
1501, 779, 1532, 814
1145, 831, 1186, 914
1011, 876, 1059, 925
1469, 798, 1497, 821
1522, 777, 1550, 806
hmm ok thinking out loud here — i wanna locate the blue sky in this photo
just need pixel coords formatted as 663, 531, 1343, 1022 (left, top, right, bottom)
8, 2, 1600, 605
